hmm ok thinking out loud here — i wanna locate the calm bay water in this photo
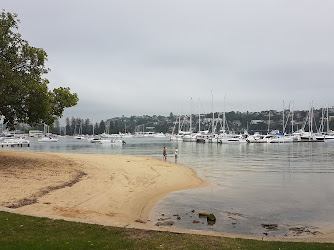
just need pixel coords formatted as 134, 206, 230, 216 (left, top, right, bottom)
3, 137, 334, 236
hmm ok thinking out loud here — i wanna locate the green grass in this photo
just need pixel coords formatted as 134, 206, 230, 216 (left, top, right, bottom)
0, 211, 333, 249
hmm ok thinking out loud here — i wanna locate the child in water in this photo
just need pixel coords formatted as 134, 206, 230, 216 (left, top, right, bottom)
174, 147, 178, 163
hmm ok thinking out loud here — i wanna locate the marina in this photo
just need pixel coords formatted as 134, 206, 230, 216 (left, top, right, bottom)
2, 135, 334, 238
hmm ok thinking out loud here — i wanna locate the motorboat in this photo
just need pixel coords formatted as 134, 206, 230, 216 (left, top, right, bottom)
246, 133, 273, 143
1, 137, 30, 145
153, 132, 166, 138
37, 136, 59, 142
74, 135, 86, 140
219, 134, 248, 143
270, 133, 294, 143
196, 133, 220, 143
119, 133, 134, 138
99, 139, 126, 145
89, 137, 102, 143
324, 131, 334, 140
170, 134, 184, 141
183, 133, 198, 142
207, 134, 220, 143
293, 130, 324, 142
100, 133, 121, 138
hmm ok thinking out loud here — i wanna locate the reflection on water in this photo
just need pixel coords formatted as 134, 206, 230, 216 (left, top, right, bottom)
5, 137, 334, 236
150, 141, 334, 237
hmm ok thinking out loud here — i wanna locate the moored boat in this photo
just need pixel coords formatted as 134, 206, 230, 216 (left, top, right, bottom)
246, 133, 272, 143
270, 133, 294, 143
1, 137, 30, 146
99, 139, 126, 145
37, 136, 59, 142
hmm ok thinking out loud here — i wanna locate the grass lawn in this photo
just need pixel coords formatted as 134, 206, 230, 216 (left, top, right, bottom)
0, 211, 333, 249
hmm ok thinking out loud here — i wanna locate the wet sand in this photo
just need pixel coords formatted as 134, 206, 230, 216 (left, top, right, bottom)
0, 150, 333, 243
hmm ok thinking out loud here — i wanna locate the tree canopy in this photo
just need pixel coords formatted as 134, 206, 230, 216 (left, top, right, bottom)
0, 10, 78, 129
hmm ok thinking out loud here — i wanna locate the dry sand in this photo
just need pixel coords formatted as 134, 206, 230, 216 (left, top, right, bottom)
0, 150, 207, 225
1, 150, 334, 243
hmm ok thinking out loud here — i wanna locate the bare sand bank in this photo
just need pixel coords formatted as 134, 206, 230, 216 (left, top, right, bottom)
0, 151, 207, 225
1, 150, 334, 243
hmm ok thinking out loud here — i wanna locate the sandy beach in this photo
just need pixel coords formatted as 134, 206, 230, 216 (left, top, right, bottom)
1, 150, 334, 243
0, 150, 207, 225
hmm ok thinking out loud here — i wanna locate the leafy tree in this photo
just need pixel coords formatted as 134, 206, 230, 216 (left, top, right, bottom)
93, 122, 99, 135
83, 118, 91, 135
109, 120, 116, 134
51, 119, 60, 134
70, 117, 76, 135
168, 112, 174, 120
65, 117, 70, 136
99, 120, 105, 134
0, 11, 78, 129
113, 120, 120, 134
77, 118, 83, 134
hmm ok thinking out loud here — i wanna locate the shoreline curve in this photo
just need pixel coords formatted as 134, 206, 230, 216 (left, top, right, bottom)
0, 151, 208, 224
1, 150, 334, 243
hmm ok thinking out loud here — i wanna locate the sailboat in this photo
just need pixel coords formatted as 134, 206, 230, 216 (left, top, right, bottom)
293, 104, 324, 142
170, 110, 184, 141
182, 98, 202, 142
199, 92, 220, 143
270, 103, 294, 143
182, 99, 196, 142
211, 95, 248, 143
217, 99, 248, 143
37, 124, 59, 142
75, 121, 85, 139
320, 107, 334, 140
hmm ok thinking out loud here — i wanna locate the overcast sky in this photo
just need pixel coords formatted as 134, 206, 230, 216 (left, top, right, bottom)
3, 0, 334, 123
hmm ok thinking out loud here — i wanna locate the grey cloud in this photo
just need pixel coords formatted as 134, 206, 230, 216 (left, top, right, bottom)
2, 0, 334, 122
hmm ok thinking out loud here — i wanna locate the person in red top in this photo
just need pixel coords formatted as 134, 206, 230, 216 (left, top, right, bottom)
163, 147, 167, 161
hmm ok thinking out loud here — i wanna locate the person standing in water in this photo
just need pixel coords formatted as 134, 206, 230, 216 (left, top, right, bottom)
163, 146, 167, 161
174, 147, 178, 163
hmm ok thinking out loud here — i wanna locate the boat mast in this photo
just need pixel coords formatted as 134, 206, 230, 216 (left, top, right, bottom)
282, 100, 285, 134
310, 101, 313, 133
291, 101, 294, 134
222, 94, 226, 133
171, 116, 177, 135
211, 91, 214, 134
178, 108, 181, 134
80, 120, 83, 135
327, 106, 330, 133
92, 117, 95, 135
190, 97, 193, 133
320, 107, 325, 133
267, 111, 270, 134
198, 98, 201, 132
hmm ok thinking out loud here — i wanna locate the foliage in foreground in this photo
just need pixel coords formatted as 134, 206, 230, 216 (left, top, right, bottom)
0, 10, 78, 129
0, 211, 333, 249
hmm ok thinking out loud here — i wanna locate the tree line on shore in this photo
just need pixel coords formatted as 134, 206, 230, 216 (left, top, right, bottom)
21, 108, 334, 136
